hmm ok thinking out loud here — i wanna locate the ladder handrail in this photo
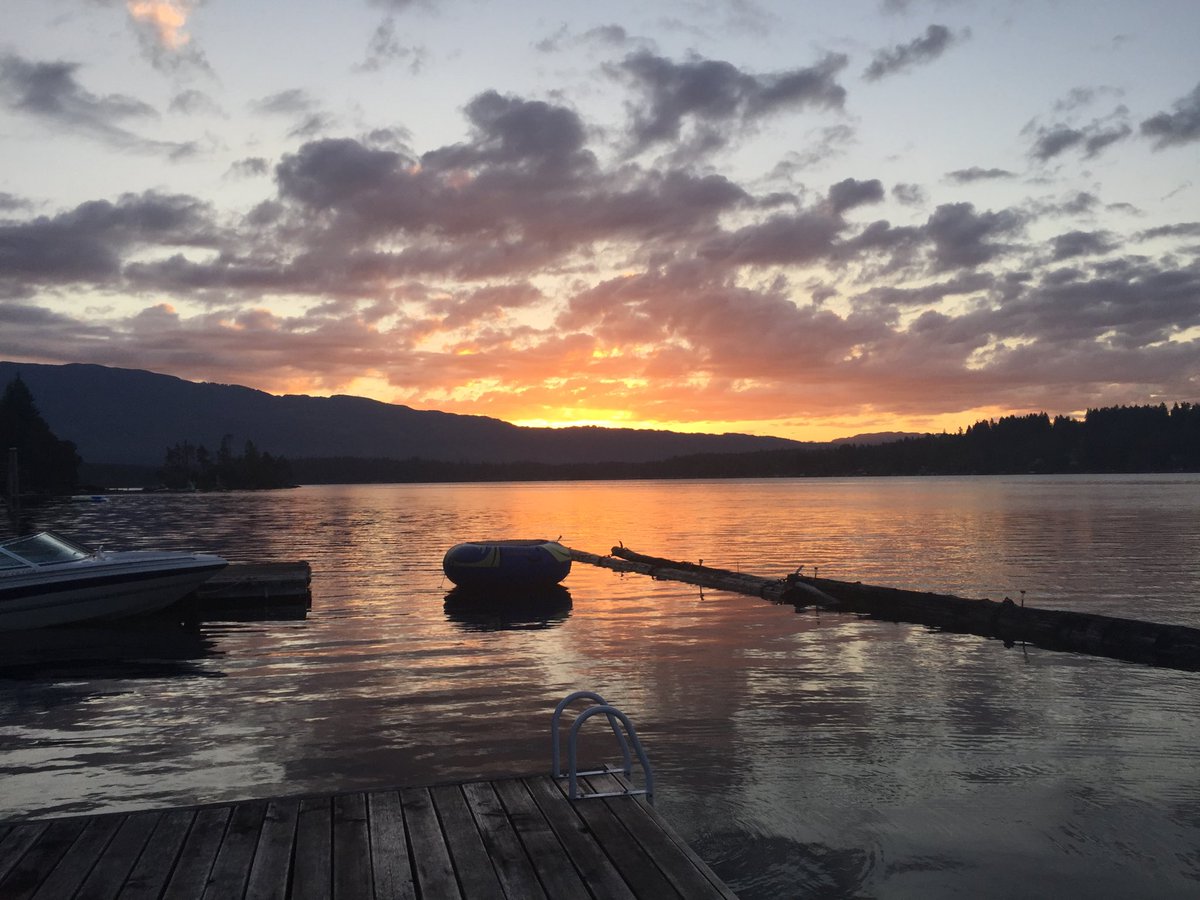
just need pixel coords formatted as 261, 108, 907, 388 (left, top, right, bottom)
551, 690, 632, 778
566, 705, 654, 805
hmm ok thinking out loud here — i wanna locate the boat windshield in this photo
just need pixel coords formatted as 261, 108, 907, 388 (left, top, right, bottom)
0, 532, 93, 568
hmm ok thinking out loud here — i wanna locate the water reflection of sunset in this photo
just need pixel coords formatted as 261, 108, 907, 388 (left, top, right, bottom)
3, 477, 1199, 898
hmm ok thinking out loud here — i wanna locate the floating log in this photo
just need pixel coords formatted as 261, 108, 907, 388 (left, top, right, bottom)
567, 546, 1200, 673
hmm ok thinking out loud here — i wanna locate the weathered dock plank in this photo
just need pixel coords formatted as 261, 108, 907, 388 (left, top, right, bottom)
74, 810, 159, 900
572, 545, 1200, 672
162, 806, 230, 900
585, 774, 737, 900
1, 819, 84, 900
244, 799, 298, 900
430, 784, 505, 899
365, 792, 414, 900
490, 777, 592, 900
0, 775, 736, 899
461, 781, 548, 900
120, 809, 195, 900
0, 822, 47, 886
292, 798, 332, 900
400, 786, 462, 899
332, 793, 371, 900
523, 775, 637, 900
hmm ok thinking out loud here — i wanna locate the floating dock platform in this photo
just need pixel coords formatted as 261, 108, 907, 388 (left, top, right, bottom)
194, 561, 313, 620
0, 773, 736, 899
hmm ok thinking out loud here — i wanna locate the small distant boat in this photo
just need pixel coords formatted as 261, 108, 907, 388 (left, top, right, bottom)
0, 531, 228, 630
442, 539, 572, 589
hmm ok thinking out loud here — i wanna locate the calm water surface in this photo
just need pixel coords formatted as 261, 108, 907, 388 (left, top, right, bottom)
2, 475, 1199, 899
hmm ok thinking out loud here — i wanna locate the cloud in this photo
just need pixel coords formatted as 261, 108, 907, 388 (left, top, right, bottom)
611, 50, 847, 158
863, 24, 964, 81
0, 52, 192, 154
3, 79, 1199, 429
251, 89, 336, 139
947, 167, 1015, 183
1050, 230, 1117, 261
126, 1, 211, 73
827, 178, 884, 214
1028, 116, 1131, 161
357, 16, 428, 73
1140, 81, 1200, 149
170, 88, 223, 116
924, 202, 1025, 270
0, 191, 219, 288
536, 24, 642, 55
227, 157, 271, 178
891, 183, 925, 206
0, 192, 31, 212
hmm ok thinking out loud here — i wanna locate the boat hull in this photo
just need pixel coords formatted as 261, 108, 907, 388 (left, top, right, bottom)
0, 554, 228, 630
442, 540, 571, 589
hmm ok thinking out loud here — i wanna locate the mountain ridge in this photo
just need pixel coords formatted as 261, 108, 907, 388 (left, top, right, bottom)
0, 361, 821, 466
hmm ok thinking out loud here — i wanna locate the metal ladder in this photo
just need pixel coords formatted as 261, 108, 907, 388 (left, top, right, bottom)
551, 690, 655, 805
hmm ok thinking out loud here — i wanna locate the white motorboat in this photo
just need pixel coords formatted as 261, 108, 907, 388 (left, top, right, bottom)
0, 531, 228, 630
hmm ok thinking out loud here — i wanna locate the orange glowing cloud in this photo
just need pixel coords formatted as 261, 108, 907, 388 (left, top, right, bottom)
126, 1, 192, 51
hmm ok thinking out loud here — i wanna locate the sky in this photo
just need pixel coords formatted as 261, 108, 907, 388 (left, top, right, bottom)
1, 0, 1198, 442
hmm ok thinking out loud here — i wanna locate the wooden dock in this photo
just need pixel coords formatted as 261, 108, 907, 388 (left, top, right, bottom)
0, 773, 736, 899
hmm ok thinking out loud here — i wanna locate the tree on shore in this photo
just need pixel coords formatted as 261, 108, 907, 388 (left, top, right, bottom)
159, 434, 294, 490
0, 375, 81, 496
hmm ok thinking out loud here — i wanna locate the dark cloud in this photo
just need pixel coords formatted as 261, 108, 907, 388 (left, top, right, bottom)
4, 77, 1198, 427
985, 257, 1200, 350
1136, 222, 1200, 241
170, 89, 223, 116
369, 0, 432, 9
538, 24, 639, 54
924, 202, 1025, 271
612, 50, 847, 157
853, 272, 994, 309
1083, 122, 1132, 156
227, 157, 271, 178
0, 52, 181, 153
947, 167, 1015, 183
891, 183, 925, 206
1028, 113, 1131, 161
699, 211, 844, 266
357, 16, 427, 73
252, 89, 318, 116
769, 124, 857, 176
1052, 86, 1123, 114
251, 89, 336, 139
0, 192, 31, 212
0, 191, 219, 287
1029, 125, 1084, 161
427, 91, 594, 181
863, 25, 963, 81
1050, 230, 1117, 261
1140, 81, 1200, 149
827, 178, 884, 214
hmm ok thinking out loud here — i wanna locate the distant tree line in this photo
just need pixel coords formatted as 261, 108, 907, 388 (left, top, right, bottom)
159, 436, 294, 490
291, 403, 1200, 483
0, 375, 80, 496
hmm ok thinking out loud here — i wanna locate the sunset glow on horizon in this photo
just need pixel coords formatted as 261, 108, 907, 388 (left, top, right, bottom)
1, 1, 1198, 443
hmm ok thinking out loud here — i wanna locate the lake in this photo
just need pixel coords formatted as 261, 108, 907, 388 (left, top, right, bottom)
2, 475, 1199, 898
